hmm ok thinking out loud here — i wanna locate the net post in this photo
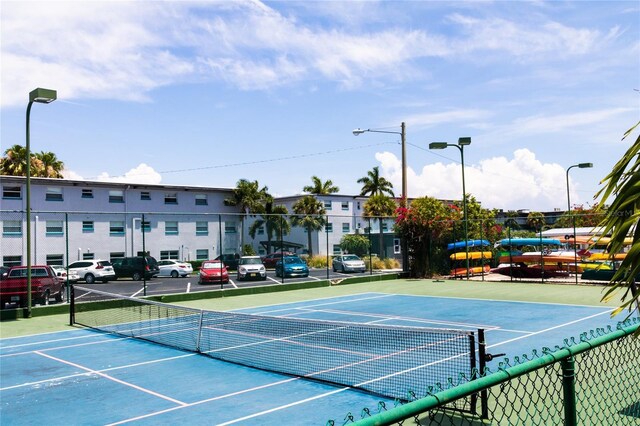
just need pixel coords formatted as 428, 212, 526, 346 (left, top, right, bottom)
477, 328, 489, 419
195, 310, 205, 353
469, 332, 478, 414
69, 284, 75, 326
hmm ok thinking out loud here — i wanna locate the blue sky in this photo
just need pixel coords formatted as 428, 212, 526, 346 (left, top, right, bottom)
1, 0, 639, 212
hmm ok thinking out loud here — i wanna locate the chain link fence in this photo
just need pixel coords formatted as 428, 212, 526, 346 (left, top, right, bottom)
331, 318, 640, 426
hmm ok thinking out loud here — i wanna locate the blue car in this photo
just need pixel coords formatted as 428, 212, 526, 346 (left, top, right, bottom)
275, 256, 309, 278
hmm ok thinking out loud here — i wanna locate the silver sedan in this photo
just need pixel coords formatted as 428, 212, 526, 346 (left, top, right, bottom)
157, 260, 193, 278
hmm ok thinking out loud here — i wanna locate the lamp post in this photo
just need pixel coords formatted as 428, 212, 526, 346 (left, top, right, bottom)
353, 123, 408, 274
566, 162, 593, 285
429, 137, 472, 279
26, 88, 57, 317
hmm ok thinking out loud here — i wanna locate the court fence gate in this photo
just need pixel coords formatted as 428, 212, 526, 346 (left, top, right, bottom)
331, 317, 639, 426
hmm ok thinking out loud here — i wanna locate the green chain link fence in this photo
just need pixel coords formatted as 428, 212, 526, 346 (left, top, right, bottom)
328, 317, 639, 426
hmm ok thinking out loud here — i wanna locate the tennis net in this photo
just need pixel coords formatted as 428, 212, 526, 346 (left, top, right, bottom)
71, 286, 481, 403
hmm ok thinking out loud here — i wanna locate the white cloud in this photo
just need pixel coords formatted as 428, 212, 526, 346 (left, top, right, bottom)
377, 149, 590, 212
94, 163, 162, 185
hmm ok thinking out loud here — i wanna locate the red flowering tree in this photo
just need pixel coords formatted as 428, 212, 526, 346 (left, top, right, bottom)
395, 197, 457, 277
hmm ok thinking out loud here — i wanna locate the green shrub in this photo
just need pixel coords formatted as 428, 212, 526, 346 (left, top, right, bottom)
306, 255, 329, 269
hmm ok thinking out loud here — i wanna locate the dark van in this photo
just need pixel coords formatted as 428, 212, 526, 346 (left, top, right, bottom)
113, 256, 159, 280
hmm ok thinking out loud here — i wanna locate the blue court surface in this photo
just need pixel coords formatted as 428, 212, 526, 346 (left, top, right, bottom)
0, 292, 621, 425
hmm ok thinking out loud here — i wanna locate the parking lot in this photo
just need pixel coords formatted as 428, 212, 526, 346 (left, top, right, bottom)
71, 268, 389, 301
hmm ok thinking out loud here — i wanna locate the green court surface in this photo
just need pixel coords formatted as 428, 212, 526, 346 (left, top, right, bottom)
0, 278, 619, 339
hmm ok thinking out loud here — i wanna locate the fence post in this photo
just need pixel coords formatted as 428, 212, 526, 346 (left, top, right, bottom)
561, 356, 577, 426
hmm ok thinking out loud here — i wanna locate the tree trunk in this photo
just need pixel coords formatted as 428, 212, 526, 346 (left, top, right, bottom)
378, 218, 385, 259
306, 225, 313, 258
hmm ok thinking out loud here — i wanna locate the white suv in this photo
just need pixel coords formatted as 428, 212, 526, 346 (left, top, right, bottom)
68, 260, 116, 284
236, 256, 267, 281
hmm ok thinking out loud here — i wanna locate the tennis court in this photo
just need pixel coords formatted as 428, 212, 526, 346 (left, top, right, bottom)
0, 283, 623, 425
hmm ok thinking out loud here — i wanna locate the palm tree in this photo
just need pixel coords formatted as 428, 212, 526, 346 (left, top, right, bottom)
596, 121, 640, 319
303, 176, 340, 195
358, 166, 394, 197
526, 211, 546, 232
362, 194, 397, 258
224, 179, 270, 251
291, 195, 326, 258
248, 198, 291, 254
36, 151, 64, 178
1, 144, 29, 176
0, 145, 65, 178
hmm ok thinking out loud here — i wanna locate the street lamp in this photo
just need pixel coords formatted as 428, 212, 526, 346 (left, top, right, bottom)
566, 162, 593, 284
353, 122, 408, 274
26, 88, 57, 317
429, 137, 472, 279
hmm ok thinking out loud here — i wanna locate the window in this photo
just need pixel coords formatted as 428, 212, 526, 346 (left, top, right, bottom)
357, 201, 361, 210
140, 191, 151, 200
160, 250, 179, 260
3, 220, 22, 236
2, 186, 21, 199
46, 254, 64, 266
109, 190, 124, 203
141, 220, 151, 232
382, 222, 389, 232
393, 238, 401, 255
165, 221, 179, 235
110, 252, 125, 263
164, 193, 178, 204
257, 226, 265, 235
196, 249, 209, 260
324, 200, 332, 210
196, 221, 208, 236
225, 222, 236, 234
82, 221, 94, 233
46, 220, 64, 235
342, 223, 350, 233
333, 244, 342, 254
341, 201, 349, 211
81, 189, 93, 198
83, 252, 95, 260
45, 187, 63, 201
110, 221, 125, 235
195, 194, 208, 206
325, 223, 333, 233
3, 255, 22, 267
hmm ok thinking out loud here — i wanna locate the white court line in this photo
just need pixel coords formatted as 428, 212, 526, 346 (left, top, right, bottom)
486, 308, 615, 350
1, 351, 195, 391
228, 279, 238, 289
186, 282, 191, 293
0, 333, 110, 350
294, 307, 500, 331
246, 293, 395, 315
107, 376, 302, 425
131, 288, 144, 298
34, 350, 188, 406
1, 335, 131, 358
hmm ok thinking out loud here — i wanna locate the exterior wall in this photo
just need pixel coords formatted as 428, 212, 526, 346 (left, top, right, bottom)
1, 176, 242, 265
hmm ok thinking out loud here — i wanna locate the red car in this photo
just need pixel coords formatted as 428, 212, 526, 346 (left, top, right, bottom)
0, 265, 64, 308
261, 252, 293, 268
198, 260, 229, 285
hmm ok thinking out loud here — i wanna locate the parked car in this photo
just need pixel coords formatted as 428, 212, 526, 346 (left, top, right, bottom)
237, 256, 267, 281
215, 254, 240, 270
332, 254, 367, 273
275, 255, 309, 278
198, 260, 229, 285
112, 256, 160, 280
51, 265, 79, 283
0, 266, 9, 280
261, 251, 294, 268
157, 260, 193, 278
0, 265, 64, 308
68, 260, 116, 284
